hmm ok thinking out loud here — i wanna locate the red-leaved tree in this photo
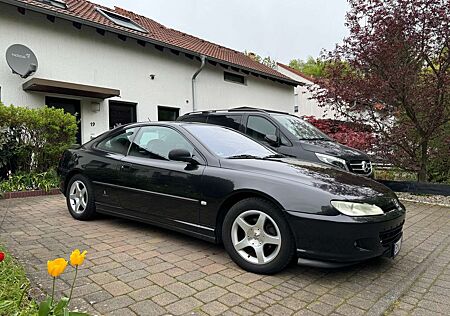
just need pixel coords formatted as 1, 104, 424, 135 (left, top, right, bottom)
314, 0, 450, 181
305, 116, 377, 152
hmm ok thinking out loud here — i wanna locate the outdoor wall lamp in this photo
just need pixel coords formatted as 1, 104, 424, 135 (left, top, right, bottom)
91, 102, 100, 112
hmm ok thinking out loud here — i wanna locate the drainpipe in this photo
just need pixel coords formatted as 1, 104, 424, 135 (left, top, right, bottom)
192, 55, 206, 111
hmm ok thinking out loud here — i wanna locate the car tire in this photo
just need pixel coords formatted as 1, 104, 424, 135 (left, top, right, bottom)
222, 197, 295, 274
66, 174, 96, 220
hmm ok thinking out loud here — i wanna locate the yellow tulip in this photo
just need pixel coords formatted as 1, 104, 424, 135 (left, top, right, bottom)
47, 258, 68, 278
70, 249, 87, 267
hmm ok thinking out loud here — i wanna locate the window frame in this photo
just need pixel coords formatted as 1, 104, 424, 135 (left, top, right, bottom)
245, 115, 278, 141
94, 127, 139, 156
244, 115, 292, 147
206, 114, 243, 132
109, 100, 137, 130
224, 71, 247, 85
126, 125, 207, 164
38, 0, 67, 9
97, 8, 148, 33
157, 106, 180, 121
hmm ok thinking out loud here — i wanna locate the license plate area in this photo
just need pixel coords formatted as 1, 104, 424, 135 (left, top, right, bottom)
392, 237, 402, 258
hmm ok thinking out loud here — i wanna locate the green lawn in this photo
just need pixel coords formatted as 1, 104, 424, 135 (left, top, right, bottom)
0, 246, 38, 316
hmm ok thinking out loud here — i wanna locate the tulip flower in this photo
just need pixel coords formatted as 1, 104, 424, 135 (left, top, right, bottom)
68, 249, 87, 303
47, 258, 68, 306
0, 252, 4, 262
47, 258, 68, 278
70, 249, 87, 267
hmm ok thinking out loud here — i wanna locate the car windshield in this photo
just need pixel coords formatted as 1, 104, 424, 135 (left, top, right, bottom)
272, 114, 332, 141
184, 124, 275, 159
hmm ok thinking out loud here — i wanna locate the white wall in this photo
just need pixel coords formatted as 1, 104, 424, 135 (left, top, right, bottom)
0, 4, 294, 143
276, 65, 336, 119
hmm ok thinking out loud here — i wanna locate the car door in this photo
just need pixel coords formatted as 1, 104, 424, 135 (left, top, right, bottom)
119, 125, 206, 229
87, 127, 138, 209
244, 115, 293, 154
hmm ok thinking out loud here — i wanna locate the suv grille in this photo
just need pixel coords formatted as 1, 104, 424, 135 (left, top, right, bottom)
348, 160, 373, 175
379, 222, 404, 247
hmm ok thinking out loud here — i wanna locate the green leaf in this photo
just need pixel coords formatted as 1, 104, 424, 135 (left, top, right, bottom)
0, 300, 14, 309
38, 300, 51, 316
53, 297, 70, 315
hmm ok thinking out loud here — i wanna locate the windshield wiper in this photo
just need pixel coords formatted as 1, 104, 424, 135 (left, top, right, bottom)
299, 137, 330, 141
263, 154, 285, 159
227, 154, 262, 159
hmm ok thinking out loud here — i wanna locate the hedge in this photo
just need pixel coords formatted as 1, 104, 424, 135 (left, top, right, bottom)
0, 103, 78, 179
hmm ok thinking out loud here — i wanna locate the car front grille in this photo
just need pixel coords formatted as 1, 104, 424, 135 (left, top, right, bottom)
379, 222, 404, 247
348, 160, 373, 175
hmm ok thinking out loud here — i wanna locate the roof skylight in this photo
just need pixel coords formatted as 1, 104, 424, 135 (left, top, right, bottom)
97, 8, 148, 33
38, 0, 67, 9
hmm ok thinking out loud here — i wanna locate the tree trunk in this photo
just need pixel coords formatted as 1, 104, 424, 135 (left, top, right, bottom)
417, 139, 429, 182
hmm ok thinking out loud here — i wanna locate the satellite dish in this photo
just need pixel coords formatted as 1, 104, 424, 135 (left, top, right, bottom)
5, 44, 38, 79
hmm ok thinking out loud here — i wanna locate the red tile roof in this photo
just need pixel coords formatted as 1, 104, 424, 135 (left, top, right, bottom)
5, 0, 297, 84
277, 62, 317, 83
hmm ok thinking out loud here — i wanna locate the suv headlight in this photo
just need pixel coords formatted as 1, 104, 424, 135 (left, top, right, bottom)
331, 201, 384, 216
315, 153, 348, 171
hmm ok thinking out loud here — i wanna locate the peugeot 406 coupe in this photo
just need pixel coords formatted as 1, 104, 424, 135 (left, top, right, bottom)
58, 122, 405, 274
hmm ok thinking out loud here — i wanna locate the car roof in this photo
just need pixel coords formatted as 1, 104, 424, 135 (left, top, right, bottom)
180, 107, 289, 117
117, 121, 214, 129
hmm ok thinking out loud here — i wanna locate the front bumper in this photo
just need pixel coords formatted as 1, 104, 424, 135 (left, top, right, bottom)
286, 209, 405, 265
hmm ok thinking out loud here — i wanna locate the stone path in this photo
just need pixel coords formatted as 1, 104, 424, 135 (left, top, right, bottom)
0, 196, 449, 315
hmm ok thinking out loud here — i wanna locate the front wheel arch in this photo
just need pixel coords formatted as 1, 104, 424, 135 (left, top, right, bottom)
63, 169, 83, 196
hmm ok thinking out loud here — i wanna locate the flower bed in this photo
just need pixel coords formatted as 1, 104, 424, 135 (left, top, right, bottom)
1, 188, 61, 200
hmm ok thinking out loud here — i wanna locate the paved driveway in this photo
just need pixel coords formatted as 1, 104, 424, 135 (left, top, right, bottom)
0, 196, 449, 316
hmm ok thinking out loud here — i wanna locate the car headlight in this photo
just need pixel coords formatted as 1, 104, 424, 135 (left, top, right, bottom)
331, 201, 384, 216
315, 153, 348, 171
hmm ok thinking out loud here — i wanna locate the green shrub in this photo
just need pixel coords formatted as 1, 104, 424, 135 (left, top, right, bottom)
0, 103, 77, 177
0, 170, 59, 193
374, 168, 417, 181
0, 246, 39, 315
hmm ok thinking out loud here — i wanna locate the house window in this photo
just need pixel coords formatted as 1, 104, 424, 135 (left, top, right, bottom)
109, 101, 137, 129
158, 106, 180, 121
97, 8, 148, 33
294, 105, 299, 113
224, 72, 246, 85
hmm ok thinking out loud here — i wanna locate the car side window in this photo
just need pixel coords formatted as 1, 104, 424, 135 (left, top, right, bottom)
96, 128, 136, 155
246, 116, 277, 142
207, 115, 242, 131
128, 126, 194, 160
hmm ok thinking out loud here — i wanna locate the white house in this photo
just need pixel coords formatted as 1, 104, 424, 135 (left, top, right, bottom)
0, 0, 298, 144
276, 62, 336, 119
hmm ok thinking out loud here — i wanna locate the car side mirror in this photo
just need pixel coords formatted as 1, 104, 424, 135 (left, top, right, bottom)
264, 134, 279, 147
168, 149, 199, 164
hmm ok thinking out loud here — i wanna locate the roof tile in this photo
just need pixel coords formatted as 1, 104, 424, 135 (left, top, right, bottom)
11, 0, 293, 82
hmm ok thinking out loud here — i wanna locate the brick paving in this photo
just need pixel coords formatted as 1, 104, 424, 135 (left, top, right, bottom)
0, 195, 449, 316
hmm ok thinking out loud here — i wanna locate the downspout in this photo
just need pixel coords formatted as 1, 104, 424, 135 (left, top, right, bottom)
192, 55, 207, 111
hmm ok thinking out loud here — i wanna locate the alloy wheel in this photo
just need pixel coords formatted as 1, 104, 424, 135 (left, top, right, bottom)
231, 210, 281, 265
69, 180, 88, 214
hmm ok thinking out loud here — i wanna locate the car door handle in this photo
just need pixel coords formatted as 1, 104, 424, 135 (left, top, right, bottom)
121, 164, 131, 171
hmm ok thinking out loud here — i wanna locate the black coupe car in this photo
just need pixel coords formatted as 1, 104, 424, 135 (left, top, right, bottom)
58, 122, 405, 274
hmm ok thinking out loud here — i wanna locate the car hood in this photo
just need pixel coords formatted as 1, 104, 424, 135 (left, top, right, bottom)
299, 140, 368, 160
220, 157, 393, 200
